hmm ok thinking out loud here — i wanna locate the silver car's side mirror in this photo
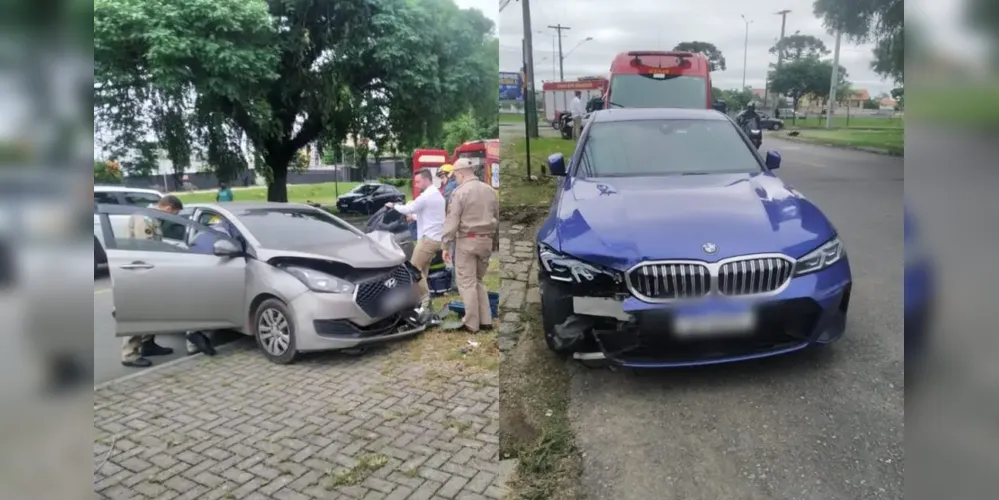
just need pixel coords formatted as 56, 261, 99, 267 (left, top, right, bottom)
213, 239, 241, 257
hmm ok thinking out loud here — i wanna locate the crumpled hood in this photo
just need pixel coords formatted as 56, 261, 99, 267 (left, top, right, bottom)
553, 173, 834, 270
257, 232, 406, 269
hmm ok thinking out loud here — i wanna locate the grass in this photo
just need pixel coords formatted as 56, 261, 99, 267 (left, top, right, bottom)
782, 115, 904, 130
326, 453, 389, 489
174, 181, 412, 205
499, 137, 572, 219
500, 303, 582, 500
382, 256, 501, 382
906, 82, 999, 128
783, 128, 904, 155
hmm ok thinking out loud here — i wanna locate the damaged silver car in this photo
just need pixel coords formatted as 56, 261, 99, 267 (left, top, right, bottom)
95, 202, 429, 364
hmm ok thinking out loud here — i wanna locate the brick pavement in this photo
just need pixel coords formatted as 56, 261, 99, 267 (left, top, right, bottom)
94, 339, 501, 500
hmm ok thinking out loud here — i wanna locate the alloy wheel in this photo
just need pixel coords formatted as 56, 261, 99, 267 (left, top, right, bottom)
258, 308, 291, 356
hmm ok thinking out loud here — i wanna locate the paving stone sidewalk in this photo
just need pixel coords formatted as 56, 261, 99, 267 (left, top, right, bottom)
496, 224, 539, 358
94, 339, 501, 500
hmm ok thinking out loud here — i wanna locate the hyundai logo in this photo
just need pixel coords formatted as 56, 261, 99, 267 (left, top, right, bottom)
383, 278, 397, 289
702, 242, 718, 255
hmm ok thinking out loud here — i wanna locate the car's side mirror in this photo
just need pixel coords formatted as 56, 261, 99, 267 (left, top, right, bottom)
213, 239, 241, 257
547, 153, 567, 176
765, 150, 781, 170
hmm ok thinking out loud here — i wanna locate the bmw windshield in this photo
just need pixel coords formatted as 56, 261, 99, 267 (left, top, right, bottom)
609, 74, 707, 108
578, 118, 762, 177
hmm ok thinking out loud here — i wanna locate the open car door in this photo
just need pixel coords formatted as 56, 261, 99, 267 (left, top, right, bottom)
96, 204, 247, 336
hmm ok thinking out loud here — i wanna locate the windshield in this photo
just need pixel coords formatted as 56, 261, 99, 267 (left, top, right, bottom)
233, 208, 363, 248
348, 184, 378, 195
609, 74, 707, 109
578, 119, 761, 177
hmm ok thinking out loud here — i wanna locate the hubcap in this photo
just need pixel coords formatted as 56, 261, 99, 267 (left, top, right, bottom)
258, 308, 291, 356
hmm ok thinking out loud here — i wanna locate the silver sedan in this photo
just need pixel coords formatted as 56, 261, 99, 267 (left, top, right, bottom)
95, 202, 427, 364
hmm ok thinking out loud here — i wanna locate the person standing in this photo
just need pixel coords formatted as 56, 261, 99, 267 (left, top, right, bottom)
216, 181, 234, 202
570, 90, 586, 140
386, 168, 446, 308
440, 158, 499, 333
120, 195, 184, 367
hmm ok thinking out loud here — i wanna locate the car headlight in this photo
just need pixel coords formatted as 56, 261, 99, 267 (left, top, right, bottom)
794, 237, 844, 276
538, 243, 622, 284
281, 266, 356, 293
750, 129, 761, 134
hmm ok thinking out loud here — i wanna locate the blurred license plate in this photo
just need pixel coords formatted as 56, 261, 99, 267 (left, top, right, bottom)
673, 309, 756, 337
383, 290, 411, 311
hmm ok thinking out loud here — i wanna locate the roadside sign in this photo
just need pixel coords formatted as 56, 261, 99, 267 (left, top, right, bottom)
500, 72, 523, 101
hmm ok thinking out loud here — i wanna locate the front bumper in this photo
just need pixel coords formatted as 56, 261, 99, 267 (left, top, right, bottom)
569, 259, 852, 368
285, 285, 423, 352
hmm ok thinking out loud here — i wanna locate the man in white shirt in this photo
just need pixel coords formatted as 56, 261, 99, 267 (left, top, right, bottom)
570, 90, 586, 139
386, 168, 446, 306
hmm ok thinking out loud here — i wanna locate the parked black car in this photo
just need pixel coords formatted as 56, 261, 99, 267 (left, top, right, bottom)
759, 114, 784, 130
336, 182, 406, 215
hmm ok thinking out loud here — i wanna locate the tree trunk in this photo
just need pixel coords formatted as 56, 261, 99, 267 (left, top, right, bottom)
267, 165, 288, 202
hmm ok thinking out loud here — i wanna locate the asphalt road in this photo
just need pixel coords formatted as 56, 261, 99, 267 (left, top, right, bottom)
94, 213, 372, 385
569, 136, 904, 500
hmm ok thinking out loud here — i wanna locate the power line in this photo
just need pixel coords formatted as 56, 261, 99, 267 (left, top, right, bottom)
500, 0, 512, 13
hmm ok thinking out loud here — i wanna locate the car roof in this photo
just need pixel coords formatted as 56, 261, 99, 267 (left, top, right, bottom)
588, 108, 729, 123
186, 201, 319, 211
94, 185, 164, 195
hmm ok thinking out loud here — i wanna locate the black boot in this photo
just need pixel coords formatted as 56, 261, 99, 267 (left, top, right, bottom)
122, 357, 152, 368
187, 331, 216, 356
140, 340, 174, 357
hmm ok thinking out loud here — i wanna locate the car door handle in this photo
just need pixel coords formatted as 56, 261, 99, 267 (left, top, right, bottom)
120, 262, 154, 270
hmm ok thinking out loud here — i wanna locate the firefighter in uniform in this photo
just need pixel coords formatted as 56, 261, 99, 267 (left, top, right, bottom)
440, 158, 499, 333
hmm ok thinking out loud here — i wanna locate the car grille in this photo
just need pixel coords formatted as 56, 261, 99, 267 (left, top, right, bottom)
718, 257, 794, 296
626, 255, 795, 301
628, 263, 712, 300
354, 265, 415, 317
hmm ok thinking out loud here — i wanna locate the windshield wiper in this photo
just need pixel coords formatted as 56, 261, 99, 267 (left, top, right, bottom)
609, 101, 625, 108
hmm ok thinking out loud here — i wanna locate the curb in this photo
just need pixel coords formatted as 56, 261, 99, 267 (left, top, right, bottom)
93, 337, 253, 391
777, 134, 903, 157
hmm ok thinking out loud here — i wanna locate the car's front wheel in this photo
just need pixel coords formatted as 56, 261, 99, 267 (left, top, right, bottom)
540, 276, 577, 354
253, 298, 298, 364
771, 122, 783, 131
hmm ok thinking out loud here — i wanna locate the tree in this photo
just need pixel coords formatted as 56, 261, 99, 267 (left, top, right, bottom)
768, 57, 847, 111
769, 34, 829, 63
891, 87, 904, 109
813, 0, 903, 82
673, 41, 726, 72
95, 0, 495, 202
716, 87, 755, 111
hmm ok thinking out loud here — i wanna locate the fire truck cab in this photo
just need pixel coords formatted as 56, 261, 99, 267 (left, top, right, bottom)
411, 139, 499, 198
411, 148, 449, 198
600, 51, 718, 110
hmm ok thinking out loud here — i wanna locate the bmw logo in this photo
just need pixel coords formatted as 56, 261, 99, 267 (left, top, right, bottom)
702, 242, 718, 255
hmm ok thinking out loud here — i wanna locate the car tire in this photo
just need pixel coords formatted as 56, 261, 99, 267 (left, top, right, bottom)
771, 123, 783, 131
540, 276, 576, 354
253, 298, 298, 364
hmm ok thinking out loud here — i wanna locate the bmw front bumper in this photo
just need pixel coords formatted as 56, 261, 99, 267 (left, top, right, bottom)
570, 257, 852, 368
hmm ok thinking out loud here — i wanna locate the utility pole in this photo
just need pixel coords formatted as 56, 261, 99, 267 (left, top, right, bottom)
548, 24, 570, 81
740, 15, 751, 90
522, 0, 538, 138
773, 9, 791, 108
825, 28, 842, 129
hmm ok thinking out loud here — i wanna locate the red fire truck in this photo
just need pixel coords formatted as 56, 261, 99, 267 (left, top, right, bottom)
601, 51, 715, 110
411, 139, 499, 198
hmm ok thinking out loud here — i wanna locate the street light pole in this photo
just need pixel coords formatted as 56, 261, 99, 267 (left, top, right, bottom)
740, 15, 752, 90
825, 28, 842, 129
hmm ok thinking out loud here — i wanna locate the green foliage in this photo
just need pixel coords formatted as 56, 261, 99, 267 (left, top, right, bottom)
442, 112, 481, 153
812, 0, 902, 82
891, 87, 904, 109
94, 160, 122, 184
118, 141, 160, 178
862, 99, 880, 110
715, 87, 755, 111
769, 57, 848, 110
769, 34, 829, 63
95, 0, 497, 203
673, 41, 726, 72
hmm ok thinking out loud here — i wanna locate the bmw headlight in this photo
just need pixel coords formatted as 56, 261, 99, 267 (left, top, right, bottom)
538, 243, 622, 284
794, 237, 845, 276
281, 266, 356, 293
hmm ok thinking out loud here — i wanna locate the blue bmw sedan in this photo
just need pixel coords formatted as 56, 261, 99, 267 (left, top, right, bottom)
535, 108, 853, 368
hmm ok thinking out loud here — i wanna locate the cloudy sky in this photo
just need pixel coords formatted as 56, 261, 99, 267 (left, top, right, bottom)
499, 0, 897, 97
455, 0, 500, 31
